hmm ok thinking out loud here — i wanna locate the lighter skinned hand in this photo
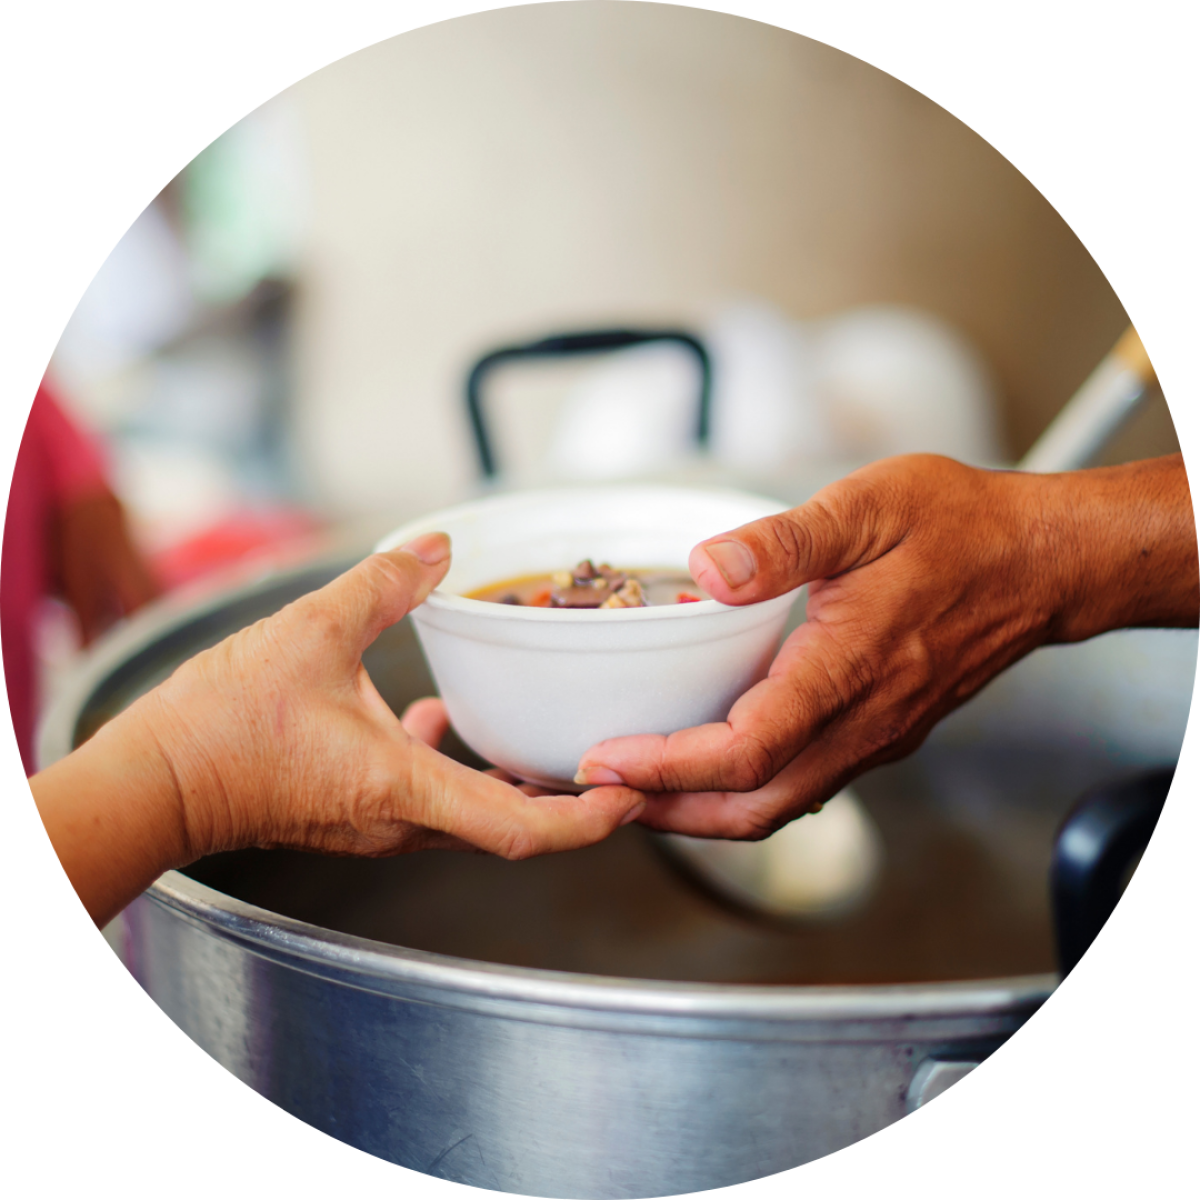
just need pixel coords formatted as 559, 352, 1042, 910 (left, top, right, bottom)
576, 453, 1197, 840
148, 533, 646, 859
35, 534, 646, 925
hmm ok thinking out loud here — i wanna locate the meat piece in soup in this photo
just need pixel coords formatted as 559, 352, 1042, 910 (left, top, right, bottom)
466, 560, 707, 608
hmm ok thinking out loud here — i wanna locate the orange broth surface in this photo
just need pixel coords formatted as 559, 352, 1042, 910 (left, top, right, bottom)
466, 564, 708, 608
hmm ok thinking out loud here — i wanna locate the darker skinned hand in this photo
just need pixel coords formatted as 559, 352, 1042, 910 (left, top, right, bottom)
576, 453, 1198, 839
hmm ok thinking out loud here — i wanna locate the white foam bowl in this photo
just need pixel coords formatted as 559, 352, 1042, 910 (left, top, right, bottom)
375, 486, 799, 790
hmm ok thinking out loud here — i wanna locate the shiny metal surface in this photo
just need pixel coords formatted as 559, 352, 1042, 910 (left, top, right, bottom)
905, 1058, 981, 1113
43, 550, 1193, 1197
112, 871, 1045, 1197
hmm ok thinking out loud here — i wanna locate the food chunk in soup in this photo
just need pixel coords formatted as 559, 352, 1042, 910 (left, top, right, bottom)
466, 559, 707, 608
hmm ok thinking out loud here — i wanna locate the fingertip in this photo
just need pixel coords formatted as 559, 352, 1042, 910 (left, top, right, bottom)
399, 531, 451, 566
573, 765, 626, 787
399, 696, 450, 748
402, 695, 446, 717
365, 534, 450, 620
619, 800, 647, 826
702, 538, 757, 589
687, 544, 726, 598
535, 787, 648, 844
569, 784, 648, 836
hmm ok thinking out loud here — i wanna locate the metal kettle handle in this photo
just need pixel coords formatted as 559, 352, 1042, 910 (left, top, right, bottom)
464, 327, 713, 478
1051, 768, 1172, 977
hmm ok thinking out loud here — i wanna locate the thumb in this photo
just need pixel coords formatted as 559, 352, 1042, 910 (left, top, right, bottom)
290, 532, 452, 663
689, 484, 902, 605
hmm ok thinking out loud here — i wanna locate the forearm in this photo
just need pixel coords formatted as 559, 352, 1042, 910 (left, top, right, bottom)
31, 692, 190, 928
1040, 454, 1198, 642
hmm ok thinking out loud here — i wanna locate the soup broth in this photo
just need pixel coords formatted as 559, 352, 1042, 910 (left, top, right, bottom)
467, 559, 708, 609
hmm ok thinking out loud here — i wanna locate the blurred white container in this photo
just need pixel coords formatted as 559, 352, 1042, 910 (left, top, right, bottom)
376, 486, 798, 789
545, 301, 1003, 480
707, 301, 835, 470
808, 305, 1002, 463
545, 342, 703, 480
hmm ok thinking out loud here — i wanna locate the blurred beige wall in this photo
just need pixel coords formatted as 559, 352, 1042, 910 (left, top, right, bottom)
289, 1, 1166, 519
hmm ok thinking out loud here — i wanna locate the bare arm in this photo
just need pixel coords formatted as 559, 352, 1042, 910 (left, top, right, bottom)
34, 534, 645, 926
576, 453, 1197, 838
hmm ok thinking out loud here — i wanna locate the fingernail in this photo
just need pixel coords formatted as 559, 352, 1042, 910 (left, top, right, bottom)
702, 539, 756, 588
620, 802, 646, 826
401, 532, 451, 565
574, 766, 626, 786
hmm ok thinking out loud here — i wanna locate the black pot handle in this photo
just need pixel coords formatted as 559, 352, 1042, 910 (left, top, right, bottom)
465, 328, 712, 478
1051, 767, 1172, 977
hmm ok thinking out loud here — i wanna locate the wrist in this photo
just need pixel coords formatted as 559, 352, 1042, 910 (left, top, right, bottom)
32, 692, 195, 926
1029, 456, 1198, 643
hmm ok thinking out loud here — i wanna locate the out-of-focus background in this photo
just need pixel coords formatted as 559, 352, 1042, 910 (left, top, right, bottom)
30, 2, 1178, 711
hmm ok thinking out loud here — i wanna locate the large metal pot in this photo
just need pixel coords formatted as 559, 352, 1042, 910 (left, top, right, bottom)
40, 554, 1194, 1198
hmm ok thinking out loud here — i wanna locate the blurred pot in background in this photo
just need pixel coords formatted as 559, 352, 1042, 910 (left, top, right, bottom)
544, 301, 1004, 482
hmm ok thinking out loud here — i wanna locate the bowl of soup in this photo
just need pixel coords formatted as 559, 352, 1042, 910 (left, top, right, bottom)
375, 486, 799, 789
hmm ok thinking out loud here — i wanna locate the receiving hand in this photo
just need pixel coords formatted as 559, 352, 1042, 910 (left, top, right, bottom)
34, 534, 646, 925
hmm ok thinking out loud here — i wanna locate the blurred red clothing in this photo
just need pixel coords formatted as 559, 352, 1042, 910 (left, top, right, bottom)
149, 508, 322, 591
2, 384, 109, 774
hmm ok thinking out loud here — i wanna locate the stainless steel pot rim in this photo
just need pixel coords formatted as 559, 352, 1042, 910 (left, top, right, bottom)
148, 869, 1056, 1029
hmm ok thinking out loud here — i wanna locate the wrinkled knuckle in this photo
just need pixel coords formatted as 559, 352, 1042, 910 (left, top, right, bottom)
808, 492, 844, 536
360, 759, 400, 809
724, 807, 780, 841
900, 637, 935, 691
725, 732, 779, 792
864, 722, 905, 758
306, 608, 346, 649
734, 818, 773, 842
763, 515, 812, 577
363, 552, 414, 599
496, 825, 540, 862
827, 642, 878, 711
727, 763, 766, 793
